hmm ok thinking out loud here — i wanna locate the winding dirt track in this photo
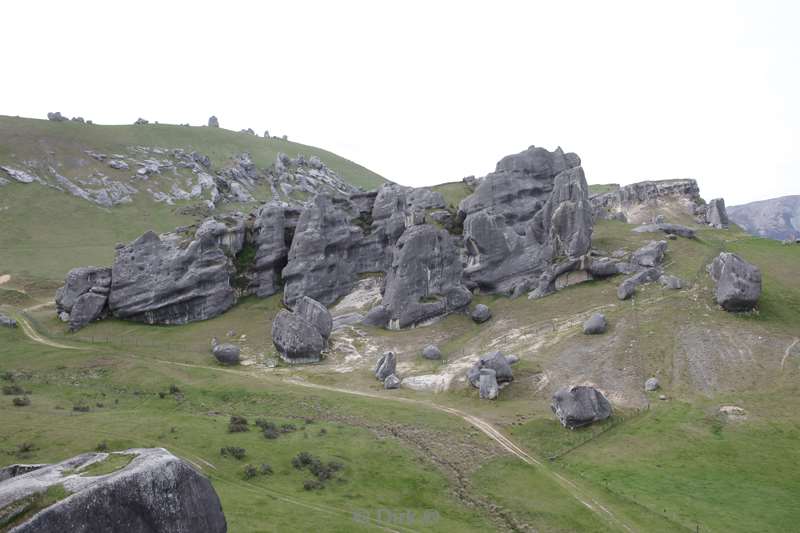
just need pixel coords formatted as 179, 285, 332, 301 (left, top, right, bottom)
12, 316, 636, 532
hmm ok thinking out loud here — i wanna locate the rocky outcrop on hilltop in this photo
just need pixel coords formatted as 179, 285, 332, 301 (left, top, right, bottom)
459, 146, 592, 296
708, 252, 761, 311
591, 179, 704, 223
0, 448, 227, 532
728, 195, 800, 241
704, 198, 729, 229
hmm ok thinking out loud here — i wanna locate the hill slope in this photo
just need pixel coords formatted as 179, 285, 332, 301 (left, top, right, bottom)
728, 195, 800, 240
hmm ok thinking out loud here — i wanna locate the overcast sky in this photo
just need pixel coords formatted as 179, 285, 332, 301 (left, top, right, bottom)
1, 0, 797, 205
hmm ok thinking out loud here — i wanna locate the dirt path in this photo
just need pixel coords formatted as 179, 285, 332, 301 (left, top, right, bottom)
13, 320, 636, 532
781, 338, 800, 370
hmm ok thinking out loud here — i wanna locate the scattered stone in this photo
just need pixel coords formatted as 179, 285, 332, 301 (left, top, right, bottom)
659, 394, 668, 401
631, 240, 667, 267
211, 337, 240, 365
617, 268, 661, 300
108, 159, 129, 171
47, 111, 68, 122
631, 223, 695, 239
583, 313, 607, 334
645, 377, 660, 391
467, 351, 513, 388
551, 385, 612, 429
708, 252, 761, 311
383, 374, 401, 389
0, 313, 17, 328
718, 405, 747, 419
422, 345, 442, 360
0, 448, 227, 532
471, 304, 492, 324
479, 368, 499, 400
658, 274, 683, 290
208, 116, 219, 128
374, 351, 397, 381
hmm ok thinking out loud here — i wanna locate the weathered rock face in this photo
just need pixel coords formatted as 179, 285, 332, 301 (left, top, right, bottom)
631, 240, 667, 268
459, 146, 591, 295
375, 351, 397, 381
0, 448, 227, 533
195, 215, 246, 257
294, 296, 333, 340
551, 386, 612, 429
247, 202, 299, 297
631, 223, 696, 239
55, 267, 112, 331
479, 368, 499, 400
708, 252, 761, 311
282, 195, 364, 307
109, 230, 236, 324
378, 224, 471, 329
583, 313, 607, 334
271, 309, 325, 364
591, 179, 703, 223
705, 198, 729, 228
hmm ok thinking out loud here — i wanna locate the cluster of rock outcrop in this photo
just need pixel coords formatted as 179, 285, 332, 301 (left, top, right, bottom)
272, 296, 333, 363
0, 312, 17, 328
467, 351, 518, 400
0, 448, 227, 532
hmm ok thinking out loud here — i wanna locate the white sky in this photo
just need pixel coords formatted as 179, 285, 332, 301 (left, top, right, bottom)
1, 0, 797, 205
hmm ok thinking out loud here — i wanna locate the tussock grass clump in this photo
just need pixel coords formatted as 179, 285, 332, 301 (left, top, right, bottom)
220, 446, 246, 460
12, 396, 30, 407
228, 415, 249, 433
2, 384, 24, 395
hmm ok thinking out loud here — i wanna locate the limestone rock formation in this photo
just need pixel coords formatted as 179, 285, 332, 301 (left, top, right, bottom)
55, 267, 112, 331
479, 368, 499, 400
422, 345, 442, 360
659, 274, 683, 290
0, 313, 17, 328
47, 111, 68, 122
468, 351, 514, 388
583, 313, 607, 334
705, 198, 729, 228
551, 386, 612, 429
459, 146, 592, 295
271, 297, 331, 364
211, 337, 240, 365
470, 304, 492, 324
109, 230, 236, 324
208, 115, 219, 128
375, 351, 397, 381
384, 374, 401, 389
631, 240, 667, 268
379, 224, 471, 329
708, 252, 761, 311
0, 448, 227, 533
591, 179, 703, 223
294, 296, 333, 340
617, 268, 661, 300
247, 202, 299, 297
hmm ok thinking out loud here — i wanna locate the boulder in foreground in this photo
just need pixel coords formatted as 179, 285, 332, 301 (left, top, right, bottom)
551, 385, 612, 429
708, 252, 761, 311
0, 447, 226, 532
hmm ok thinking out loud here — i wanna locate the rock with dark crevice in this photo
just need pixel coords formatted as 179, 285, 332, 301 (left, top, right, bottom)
708, 252, 761, 311
551, 385, 612, 429
375, 351, 397, 381
55, 266, 112, 331
467, 351, 513, 388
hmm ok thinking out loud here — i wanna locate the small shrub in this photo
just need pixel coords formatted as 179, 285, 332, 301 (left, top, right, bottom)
318, 428, 327, 436
242, 463, 258, 479
263, 427, 280, 440
304, 418, 315, 425
255, 418, 274, 430
95, 402, 104, 408
13, 396, 31, 407
73, 403, 90, 412
292, 451, 314, 469
0, 371, 13, 381
95, 441, 109, 452
303, 479, 323, 491
2, 384, 24, 395
228, 415, 249, 433
158, 391, 167, 399
280, 423, 297, 434
220, 446, 246, 460
169, 384, 181, 394
17, 442, 36, 455
259, 463, 273, 475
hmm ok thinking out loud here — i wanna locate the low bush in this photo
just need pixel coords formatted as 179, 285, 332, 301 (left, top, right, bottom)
95, 441, 108, 452
242, 464, 258, 480
220, 446, 246, 460
259, 463, 273, 475
303, 479, 323, 491
2, 384, 24, 395
228, 415, 249, 433
280, 423, 297, 434
13, 396, 30, 407
73, 403, 90, 412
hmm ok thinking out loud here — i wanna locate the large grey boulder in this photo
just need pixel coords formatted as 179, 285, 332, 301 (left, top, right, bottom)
459, 146, 591, 295
422, 345, 442, 360
705, 198, 729, 228
383, 374, 401, 390
55, 266, 112, 331
583, 313, 607, 334
617, 267, 661, 300
380, 224, 472, 329
271, 308, 326, 364
211, 337, 240, 365
479, 368, 499, 400
470, 304, 492, 324
708, 252, 761, 311
551, 386, 612, 429
468, 351, 513, 388
375, 351, 397, 381
631, 240, 667, 267
0, 448, 226, 532
109, 231, 236, 325
0, 313, 17, 328
294, 296, 333, 340
645, 377, 660, 391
